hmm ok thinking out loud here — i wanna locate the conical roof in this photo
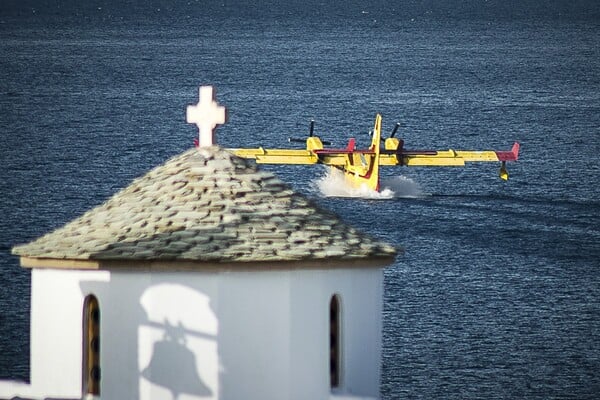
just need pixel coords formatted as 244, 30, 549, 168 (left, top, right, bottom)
13, 147, 396, 267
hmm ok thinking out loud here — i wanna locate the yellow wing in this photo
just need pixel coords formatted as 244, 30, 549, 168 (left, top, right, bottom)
227, 114, 519, 191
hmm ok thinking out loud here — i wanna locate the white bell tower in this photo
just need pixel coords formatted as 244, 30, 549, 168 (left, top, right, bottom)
1, 87, 396, 400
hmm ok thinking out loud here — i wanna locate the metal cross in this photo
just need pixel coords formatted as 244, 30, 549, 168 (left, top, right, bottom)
186, 86, 227, 147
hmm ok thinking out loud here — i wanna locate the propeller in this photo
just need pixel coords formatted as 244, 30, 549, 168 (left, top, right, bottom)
378, 122, 400, 143
289, 119, 331, 145
377, 122, 401, 143
390, 122, 401, 138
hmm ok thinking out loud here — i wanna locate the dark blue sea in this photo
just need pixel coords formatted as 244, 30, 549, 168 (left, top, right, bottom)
1, 1, 599, 398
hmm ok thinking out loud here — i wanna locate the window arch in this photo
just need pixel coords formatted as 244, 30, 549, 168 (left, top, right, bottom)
329, 294, 341, 388
82, 295, 101, 397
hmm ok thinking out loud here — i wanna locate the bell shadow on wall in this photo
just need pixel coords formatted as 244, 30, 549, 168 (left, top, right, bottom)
142, 320, 212, 400
80, 277, 217, 400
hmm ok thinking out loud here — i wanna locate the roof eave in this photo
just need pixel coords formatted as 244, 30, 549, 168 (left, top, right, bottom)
19, 255, 397, 272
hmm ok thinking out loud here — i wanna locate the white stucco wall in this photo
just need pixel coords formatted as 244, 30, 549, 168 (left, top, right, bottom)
0, 265, 383, 400
0, 268, 110, 399
288, 268, 383, 400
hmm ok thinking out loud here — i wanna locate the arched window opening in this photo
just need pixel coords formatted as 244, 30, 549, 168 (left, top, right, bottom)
329, 294, 341, 388
82, 295, 100, 397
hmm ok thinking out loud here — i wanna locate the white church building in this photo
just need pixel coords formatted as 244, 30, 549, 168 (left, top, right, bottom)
1, 87, 397, 400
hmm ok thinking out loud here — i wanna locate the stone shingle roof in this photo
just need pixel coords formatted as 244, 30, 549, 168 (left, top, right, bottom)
12, 147, 396, 266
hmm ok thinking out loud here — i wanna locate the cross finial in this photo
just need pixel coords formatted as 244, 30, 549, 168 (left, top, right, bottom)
186, 86, 227, 147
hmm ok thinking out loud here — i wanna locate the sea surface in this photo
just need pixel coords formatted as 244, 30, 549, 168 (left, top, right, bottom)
1, 1, 599, 399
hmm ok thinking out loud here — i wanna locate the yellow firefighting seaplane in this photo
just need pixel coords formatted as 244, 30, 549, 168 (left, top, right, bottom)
227, 114, 520, 192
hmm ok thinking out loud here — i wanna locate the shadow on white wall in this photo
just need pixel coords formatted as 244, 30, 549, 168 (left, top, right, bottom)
139, 284, 218, 400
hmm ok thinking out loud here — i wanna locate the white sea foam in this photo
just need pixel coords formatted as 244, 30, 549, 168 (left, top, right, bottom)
313, 168, 426, 199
